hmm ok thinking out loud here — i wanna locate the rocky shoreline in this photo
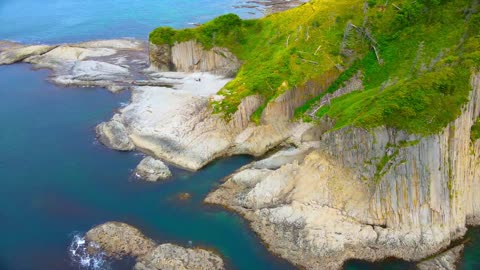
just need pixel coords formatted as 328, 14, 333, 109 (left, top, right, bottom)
1, 37, 477, 269
1, 2, 479, 267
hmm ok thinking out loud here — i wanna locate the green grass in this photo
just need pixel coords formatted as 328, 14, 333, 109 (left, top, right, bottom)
472, 118, 480, 142
150, 0, 480, 135
312, 0, 480, 135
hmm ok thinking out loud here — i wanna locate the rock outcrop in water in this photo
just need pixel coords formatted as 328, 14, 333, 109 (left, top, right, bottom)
206, 72, 480, 269
86, 222, 156, 258
86, 222, 225, 270
135, 156, 172, 181
96, 116, 135, 151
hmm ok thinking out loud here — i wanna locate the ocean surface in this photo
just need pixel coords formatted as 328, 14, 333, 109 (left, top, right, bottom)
0, 0, 478, 270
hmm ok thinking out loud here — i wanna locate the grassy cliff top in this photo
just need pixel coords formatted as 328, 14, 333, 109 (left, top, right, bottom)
150, 0, 480, 136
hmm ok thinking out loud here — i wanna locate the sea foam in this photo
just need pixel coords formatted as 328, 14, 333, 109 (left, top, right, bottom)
69, 233, 111, 270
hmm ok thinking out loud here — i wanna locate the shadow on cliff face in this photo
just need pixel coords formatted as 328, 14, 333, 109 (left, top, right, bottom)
343, 258, 416, 270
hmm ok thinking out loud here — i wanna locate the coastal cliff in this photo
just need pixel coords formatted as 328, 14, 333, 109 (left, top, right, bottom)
2, 0, 478, 268
206, 72, 480, 269
140, 4, 480, 268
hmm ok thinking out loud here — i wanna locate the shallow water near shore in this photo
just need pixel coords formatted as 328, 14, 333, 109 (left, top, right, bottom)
1, 0, 480, 269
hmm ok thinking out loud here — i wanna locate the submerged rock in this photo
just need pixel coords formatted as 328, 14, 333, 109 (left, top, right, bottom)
417, 245, 464, 270
135, 156, 172, 181
85, 222, 225, 270
135, 244, 224, 270
177, 193, 192, 201
96, 118, 135, 151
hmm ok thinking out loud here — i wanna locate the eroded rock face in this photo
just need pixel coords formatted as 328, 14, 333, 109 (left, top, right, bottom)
85, 222, 156, 258
85, 222, 225, 270
135, 244, 224, 270
150, 41, 241, 77
149, 43, 173, 72
135, 156, 172, 181
96, 118, 135, 151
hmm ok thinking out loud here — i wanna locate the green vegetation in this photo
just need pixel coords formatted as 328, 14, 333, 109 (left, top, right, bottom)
150, 13, 245, 49
293, 60, 362, 121
472, 118, 480, 141
307, 0, 480, 135
373, 140, 420, 182
150, 0, 480, 135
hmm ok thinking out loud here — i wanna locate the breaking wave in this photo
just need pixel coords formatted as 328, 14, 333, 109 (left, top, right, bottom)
69, 233, 111, 270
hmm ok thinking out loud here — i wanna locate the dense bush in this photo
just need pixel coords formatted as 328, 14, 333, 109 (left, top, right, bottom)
149, 13, 245, 48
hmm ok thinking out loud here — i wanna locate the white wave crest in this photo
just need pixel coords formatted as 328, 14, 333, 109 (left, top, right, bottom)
69, 233, 111, 270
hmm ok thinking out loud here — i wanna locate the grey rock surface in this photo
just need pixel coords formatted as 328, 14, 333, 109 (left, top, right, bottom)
135, 157, 172, 181
96, 119, 135, 151
135, 244, 224, 270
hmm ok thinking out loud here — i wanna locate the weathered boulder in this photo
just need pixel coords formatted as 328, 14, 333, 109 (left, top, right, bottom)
85, 222, 156, 258
135, 244, 224, 270
417, 245, 464, 270
135, 157, 172, 181
96, 118, 135, 151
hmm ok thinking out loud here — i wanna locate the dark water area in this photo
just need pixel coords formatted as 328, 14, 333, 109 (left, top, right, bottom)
0, 0, 479, 269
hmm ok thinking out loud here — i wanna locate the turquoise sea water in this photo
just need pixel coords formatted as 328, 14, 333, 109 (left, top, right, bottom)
0, 1, 479, 269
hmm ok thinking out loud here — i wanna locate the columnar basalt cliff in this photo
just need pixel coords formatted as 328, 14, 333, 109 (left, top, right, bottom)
149, 41, 241, 77
206, 72, 480, 269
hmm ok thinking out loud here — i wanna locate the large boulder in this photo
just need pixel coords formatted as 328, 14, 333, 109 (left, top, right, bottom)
85, 222, 156, 258
135, 157, 172, 181
135, 244, 224, 270
96, 118, 135, 151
